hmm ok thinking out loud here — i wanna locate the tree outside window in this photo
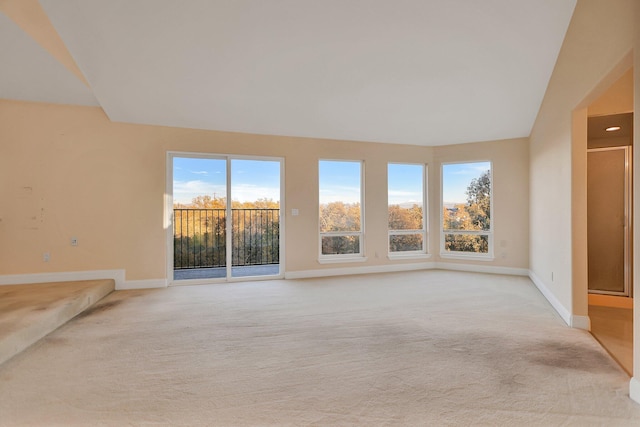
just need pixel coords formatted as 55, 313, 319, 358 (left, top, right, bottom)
442, 162, 491, 255
388, 163, 426, 254
319, 160, 363, 257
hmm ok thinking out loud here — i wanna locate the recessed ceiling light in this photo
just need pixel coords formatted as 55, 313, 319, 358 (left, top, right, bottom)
605, 126, 621, 132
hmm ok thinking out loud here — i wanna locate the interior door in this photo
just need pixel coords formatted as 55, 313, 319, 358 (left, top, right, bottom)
587, 146, 631, 295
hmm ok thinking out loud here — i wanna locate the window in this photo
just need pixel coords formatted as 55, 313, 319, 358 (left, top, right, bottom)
441, 161, 492, 257
319, 160, 364, 258
388, 163, 427, 255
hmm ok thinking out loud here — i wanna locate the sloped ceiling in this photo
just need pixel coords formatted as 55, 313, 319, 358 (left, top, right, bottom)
4, 0, 577, 146
0, 11, 97, 106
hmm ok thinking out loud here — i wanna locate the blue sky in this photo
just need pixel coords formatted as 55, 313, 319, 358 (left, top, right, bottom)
388, 163, 423, 206
319, 160, 362, 204
174, 157, 489, 206
173, 157, 280, 204
442, 162, 490, 204
318, 161, 489, 206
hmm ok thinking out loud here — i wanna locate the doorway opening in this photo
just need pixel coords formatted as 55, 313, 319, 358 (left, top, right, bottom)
167, 153, 284, 283
585, 65, 634, 374
587, 115, 633, 297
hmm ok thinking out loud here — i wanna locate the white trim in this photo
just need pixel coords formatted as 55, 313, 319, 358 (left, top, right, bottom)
285, 262, 436, 279
0, 269, 125, 289
388, 253, 432, 260
226, 157, 233, 278
526, 272, 590, 330
318, 256, 368, 264
439, 253, 495, 262
285, 261, 529, 280
0, 267, 594, 334
630, 378, 640, 405
167, 152, 285, 283
169, 272, 284, 287
387, 162, 428, 255
121, 279, 168, 290
165, 152, 175, 284
279, 158, 286, 282
440, 160, 494, 258
438, 262, 528, 276
570, 315, 591, 330
528, 269, 571, 327
318, 159, 365, 258
169, 277, 225, 287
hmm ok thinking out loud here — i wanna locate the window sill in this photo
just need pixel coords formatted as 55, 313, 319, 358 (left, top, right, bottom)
388, 253, 432, 261
318, 256, 368, 264
439, 253, 495, 262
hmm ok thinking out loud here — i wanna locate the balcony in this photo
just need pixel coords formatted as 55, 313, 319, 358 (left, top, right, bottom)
173, 208, 280, 280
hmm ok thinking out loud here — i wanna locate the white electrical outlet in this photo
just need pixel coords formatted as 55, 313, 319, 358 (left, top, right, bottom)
71, 237, 78, 246
43, 252, 50, 262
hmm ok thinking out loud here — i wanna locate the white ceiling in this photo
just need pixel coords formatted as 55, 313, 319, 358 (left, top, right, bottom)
7, 0, 577, 146
0, 12, 97, 106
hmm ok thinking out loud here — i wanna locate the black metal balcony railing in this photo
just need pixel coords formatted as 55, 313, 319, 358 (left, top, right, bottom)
173, 208, 280, 270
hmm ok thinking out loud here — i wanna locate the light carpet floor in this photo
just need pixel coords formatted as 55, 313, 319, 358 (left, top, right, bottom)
1, 270, 639, 426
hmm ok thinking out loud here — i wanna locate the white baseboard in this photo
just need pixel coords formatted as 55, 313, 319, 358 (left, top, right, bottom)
285, 261, 529, 280
121, 278, 168, 290
527, 271, 591, 330
528, 270, 572, 327
570, 315, 591, 330
630, 378, 640, 404
0, 269, 125, 290
436, 262, 529, 276
289, 265, 589, 331
284, 262, 437, 279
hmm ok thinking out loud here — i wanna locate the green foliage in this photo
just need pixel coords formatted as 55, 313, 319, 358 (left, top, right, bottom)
174, 195, 280, 269
465, 171, 491, 231
443, 170, 491, 253
388, 204, 423, 252
180, 195, 280, 210
444, 234, 489, 253
319, 201, 361, 232
388, 204, 423, 230
319, 201, 362, 254
321, 235, 360, 255
389, 234, 423, 252
186, 195, 226, 209
176, 171, 492, 263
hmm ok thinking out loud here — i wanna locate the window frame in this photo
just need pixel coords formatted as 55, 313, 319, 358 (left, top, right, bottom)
440, 161, 494, 260
318, 159, 366, 263
387, 162, 428, 258
166, 151, 285, 283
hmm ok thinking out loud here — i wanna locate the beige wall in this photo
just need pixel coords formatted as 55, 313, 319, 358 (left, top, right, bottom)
433, 139, 529, 269
529, 0, 637, 320
589, 68, 634, 116
0, 99, 529, 281
529, 0, 640, 396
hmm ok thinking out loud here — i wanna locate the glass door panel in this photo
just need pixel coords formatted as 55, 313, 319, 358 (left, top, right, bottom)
172, 157, 227, 281
587, 147, 630, 295
230, 159, 281, 278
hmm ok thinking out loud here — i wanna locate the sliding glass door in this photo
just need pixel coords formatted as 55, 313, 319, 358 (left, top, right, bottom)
169, 154, 282, 282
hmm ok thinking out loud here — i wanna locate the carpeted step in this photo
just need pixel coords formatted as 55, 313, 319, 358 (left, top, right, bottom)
0, 279, 115, 365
